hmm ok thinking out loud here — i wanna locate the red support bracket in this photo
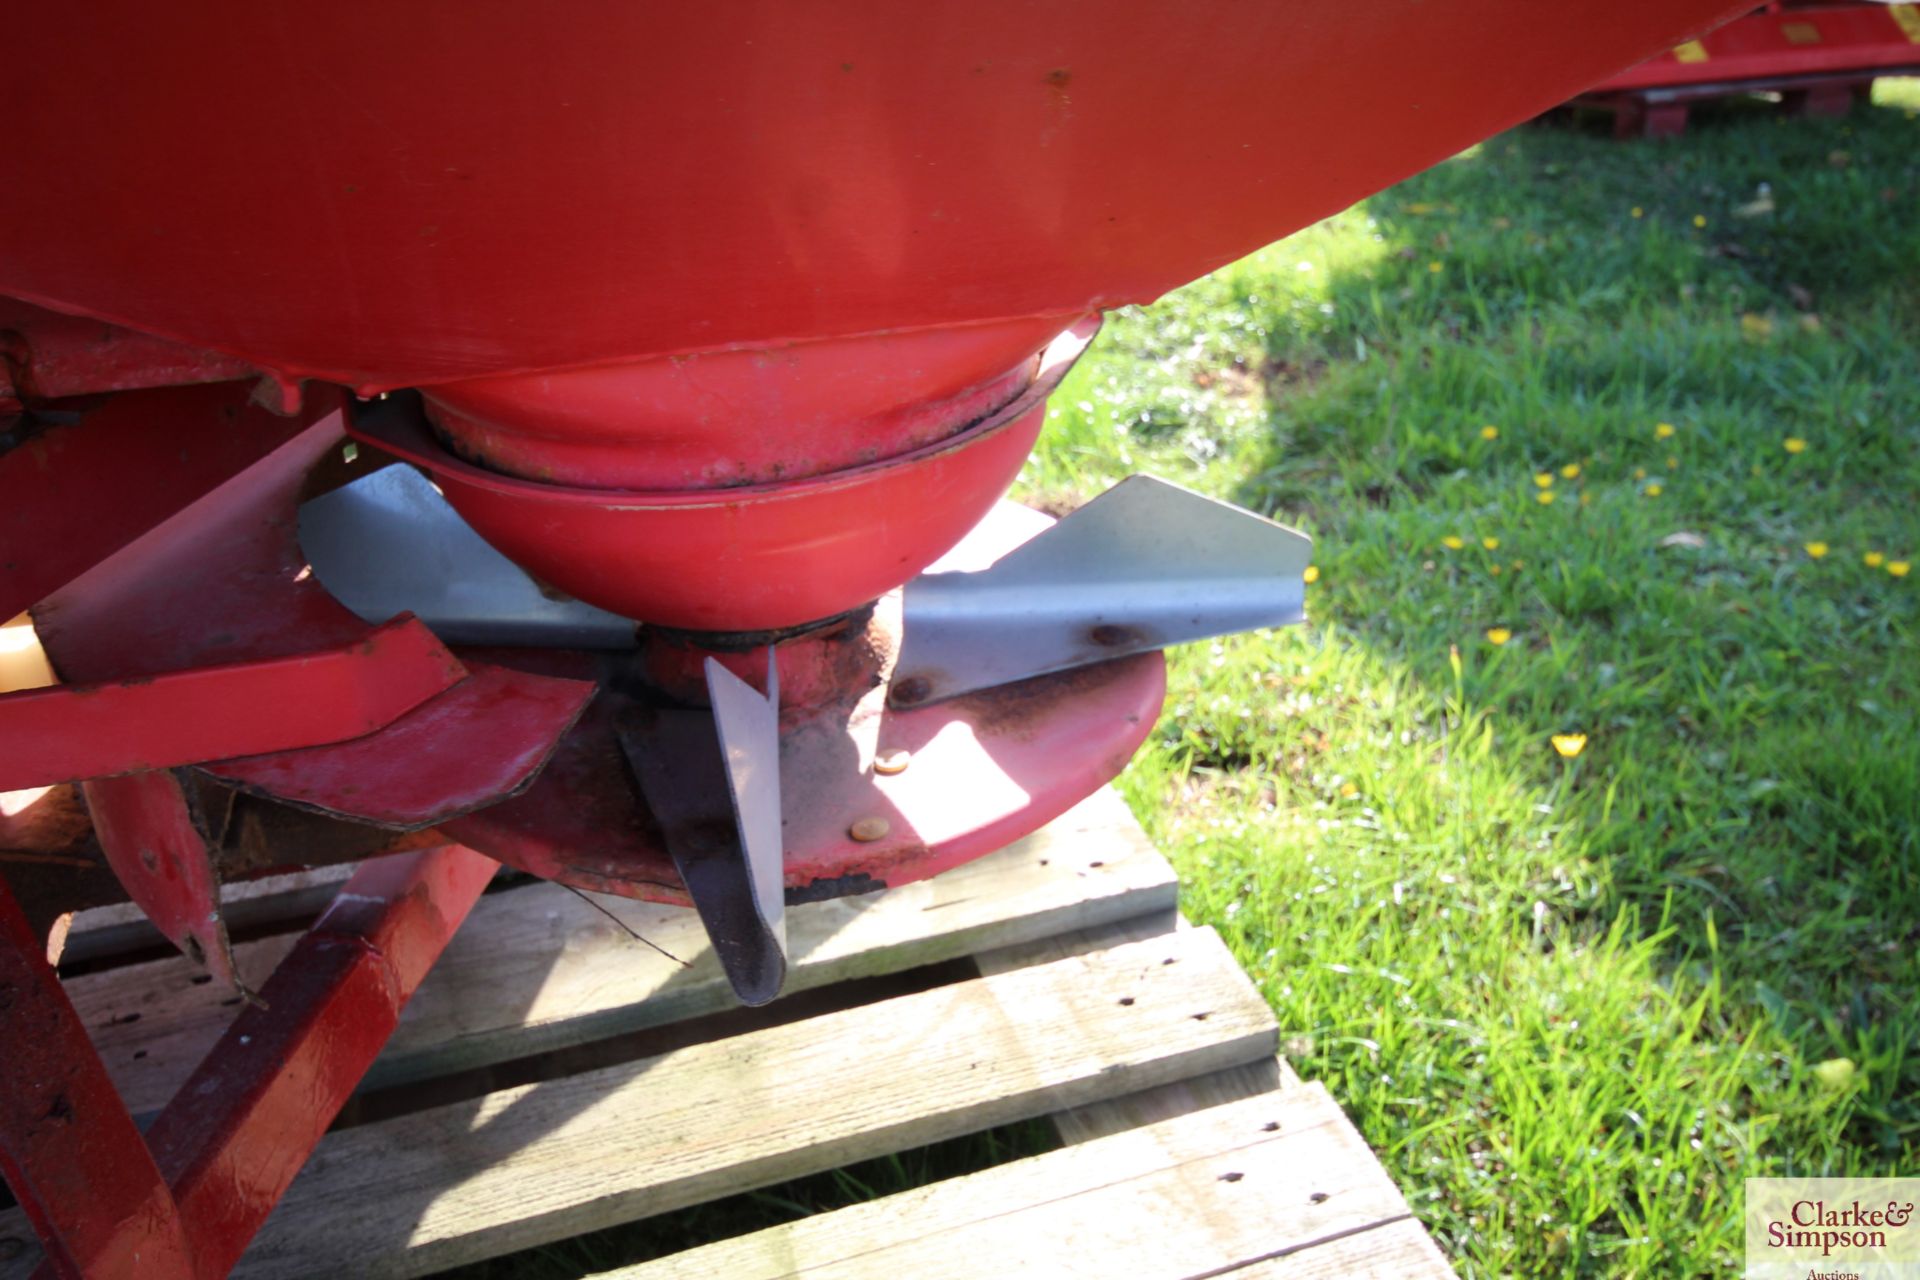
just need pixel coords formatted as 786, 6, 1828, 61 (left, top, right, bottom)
0, 382, 333, 625
0, 878, 195, 1280
133, 845, 497, 1280
0, 616, 466, 793
4, 845, 496, 1279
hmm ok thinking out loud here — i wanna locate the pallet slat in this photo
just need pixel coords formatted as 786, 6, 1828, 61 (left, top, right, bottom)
0, 788, 1456, 1279
219, 925, 1274, 1279
611, 1085, 1437, 1280
67, 789, 1172, 1118
1224, 1218, 1455, 1279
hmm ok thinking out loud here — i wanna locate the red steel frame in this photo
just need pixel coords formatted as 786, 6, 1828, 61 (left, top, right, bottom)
1598, 2, 1920, 92
1, 844, 497, 1280
0, 616, 465, 793
1581, 3, 1920, 135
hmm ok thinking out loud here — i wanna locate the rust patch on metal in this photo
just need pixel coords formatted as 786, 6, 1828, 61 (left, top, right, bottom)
945, 654, 1156, 741
787, 870, 886, 904
889, 673, 933, 707
1087, 622, 1142, 648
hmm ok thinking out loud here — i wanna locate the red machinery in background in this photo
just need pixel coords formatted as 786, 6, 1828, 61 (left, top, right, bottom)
1578, 2, 1920, 136
1, 3, 1749, 1275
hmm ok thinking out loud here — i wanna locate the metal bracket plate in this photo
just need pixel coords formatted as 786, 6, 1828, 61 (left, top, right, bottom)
298, 463, 637, 648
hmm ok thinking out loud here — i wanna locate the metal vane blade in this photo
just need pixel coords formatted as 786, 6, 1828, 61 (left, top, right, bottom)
892, 474, 1312, 706
618, 651, 787, 1006
298, 464, 637, 648
705, 655, 786, 966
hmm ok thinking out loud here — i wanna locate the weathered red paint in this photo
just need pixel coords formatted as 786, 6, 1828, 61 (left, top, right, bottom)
423, 316, 1067, 490
354, 323, 1092, 631
0, 616, 467, 793
0, 382, 332, 624
81, 769, 252, 994
204, 660, 598, 829
0, 2, 1745, 393
128, 845, 496, 1280
30, 418, 384, 685
0, 878, 195, 1280
31, 418, 599, 832
0, 298, 253, 408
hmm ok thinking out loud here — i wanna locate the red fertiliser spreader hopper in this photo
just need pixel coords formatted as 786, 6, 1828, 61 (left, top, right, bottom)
0, 3, 1746, 1275
1577, 1, 1920, 136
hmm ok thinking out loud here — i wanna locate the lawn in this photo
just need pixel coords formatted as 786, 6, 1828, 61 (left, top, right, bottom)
1016, 84, 1920, 1277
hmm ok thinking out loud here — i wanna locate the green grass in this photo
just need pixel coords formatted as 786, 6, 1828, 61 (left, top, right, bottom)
1018, 84, 1920, 1278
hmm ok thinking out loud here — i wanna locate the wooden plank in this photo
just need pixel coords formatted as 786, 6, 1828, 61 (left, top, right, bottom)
65, 788, 1174, 1118
975, 913, 1300, 1141
200, 926, 1274, 1280
58, 862, 356, 965
1051, 1056, 1287, 1142
1225, 1218, 1455, 1279
611, 1084, 1438, 1280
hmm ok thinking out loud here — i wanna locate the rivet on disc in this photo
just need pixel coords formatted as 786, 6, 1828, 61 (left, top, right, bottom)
873, 749, 911, 776
849, 816, 891, 842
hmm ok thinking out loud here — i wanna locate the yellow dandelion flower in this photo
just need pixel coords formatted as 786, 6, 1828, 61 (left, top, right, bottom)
1481, 425, 1500, 440
1692, 214, 1707, 228
1489, 564, 1503, 575
1864, 551, 1885, 568
1667, 455, 1679, 470
1804, 541, 1829, 559
1655, 422, 1676, 440
1339, 782, 1360, 798
1482, 536, 1501, 551
1560, 463, 1581, 479
1536, 490, 1556, 505
1441, 535, 1465, 551
1551, 733, 1588, 759
1634, 467, 1648, 480
1645, 483, 1664, 497
1631, 206, 1644, 219
1486, 627, 1512, 646
1534, 472, 1554, 488
1784, 437, 1808, 454
1427, 260, 1443, 274
1891, 561, 1912, 578
1303, 565, 1320, 584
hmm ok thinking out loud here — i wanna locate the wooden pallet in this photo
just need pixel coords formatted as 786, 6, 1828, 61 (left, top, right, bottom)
0, 790, 1452, 1279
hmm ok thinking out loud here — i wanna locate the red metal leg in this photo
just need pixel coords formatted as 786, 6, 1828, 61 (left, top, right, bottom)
1784, 81, 1863, 118
127, 846, 498, 1280
0, 878, 195, 1280
81, 770, 251, 997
